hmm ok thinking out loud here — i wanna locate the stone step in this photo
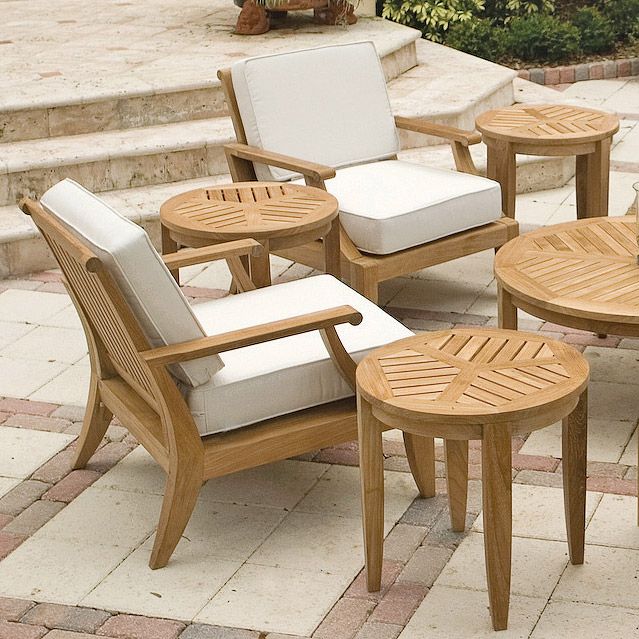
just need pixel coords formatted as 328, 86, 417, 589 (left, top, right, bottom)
390, 40, 517, 148
0, 118, 236, 207
0, 19, 419, 143
1, 142, 574, 277
0, 49, 520, 207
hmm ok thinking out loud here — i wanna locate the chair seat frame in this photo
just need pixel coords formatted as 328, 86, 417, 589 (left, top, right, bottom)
217, 68, 519, 303
21, 197, 436, 569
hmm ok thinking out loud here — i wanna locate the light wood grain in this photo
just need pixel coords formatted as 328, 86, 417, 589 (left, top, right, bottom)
403, 432, 436, 498
477, 104, 619, 220
356, 329, 589, 631
496, 217, 639, 336
159, 182, 339, 288
22, 197, 369, 570
219, 67, 519, 302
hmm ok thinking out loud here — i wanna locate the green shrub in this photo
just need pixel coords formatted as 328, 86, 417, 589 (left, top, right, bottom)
507, 13, 581, 61
446, 17, 509, 58
381, 0, 485, 42
573, 7, 615, 53
600, 0, 639, 40
484, 0, 554, 24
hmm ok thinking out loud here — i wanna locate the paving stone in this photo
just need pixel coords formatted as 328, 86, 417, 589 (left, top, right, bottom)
0, 481, 50, 516
3, 500, 65, 536
563, 333, 620, 347
179, 624, 260, 639
587, 461, 626, 479
631, 58, 639, 76
515, 470, 564, 489
589, 63, 604, 79
370, 582, 428, 625
544, 68, 560, 85
0, 515, 12, 531
383, 456, 411, 473
42, 470, 100, 503
529, 68, 545, 84
313, 599, 375, 639
421, 510, 475, 550
0, 620, 47, 639
0, 413, 9, 425
105, 424, 128, 442
586, 476, 636, 495
0, 399, 57, 416
354, 621, 402, 639
603, 60, 617, 78
313, 447, 358, 466
512, 453, 559, 473
0, 597, 34, 622
0, 531, 24, 560
97, 615, 185, 639
86, 442, 136, 474
4, 414, 71, 433
397, 545, 453, 586
559, 66, 575, 83
50, 406, 86, 422
22, 604, 110, 633
345, 561, 403, 601
399, 495, 446, 528
42, 632, 101, 639
30, 450, 75, 484
382, 524, 427, 562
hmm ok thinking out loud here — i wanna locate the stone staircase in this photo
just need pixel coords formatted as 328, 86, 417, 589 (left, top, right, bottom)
0, 22, 574, 277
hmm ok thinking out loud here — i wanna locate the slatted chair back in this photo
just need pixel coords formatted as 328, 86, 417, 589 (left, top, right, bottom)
22, 199, 162, 410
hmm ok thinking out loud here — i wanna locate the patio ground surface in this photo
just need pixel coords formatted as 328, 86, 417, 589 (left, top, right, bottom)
1, 70, 639, 638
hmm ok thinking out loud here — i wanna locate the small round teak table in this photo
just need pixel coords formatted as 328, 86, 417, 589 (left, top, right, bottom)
160, 182, 340, 287
356, 328, 589, 631
476, 104, 619, 220
495, 216, 639, 337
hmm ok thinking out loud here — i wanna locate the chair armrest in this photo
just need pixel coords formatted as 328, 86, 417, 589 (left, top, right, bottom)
141, 305, 363, 367
394, 116, 482, 147
161, 239, 263, 270
224, 143, 336, 185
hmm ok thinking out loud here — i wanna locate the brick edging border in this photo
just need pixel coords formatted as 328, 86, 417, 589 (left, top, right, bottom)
517, 57, 639, 85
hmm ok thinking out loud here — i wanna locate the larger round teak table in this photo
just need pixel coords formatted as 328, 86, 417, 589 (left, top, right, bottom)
476, 104, 619, 220
495, 216, 639, 337
356, 328, 589, 631
160, 182, 340, 287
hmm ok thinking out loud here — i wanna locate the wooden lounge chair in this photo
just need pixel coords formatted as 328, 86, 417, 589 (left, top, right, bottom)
20, 178, 434, 569
218, 41, 519, 303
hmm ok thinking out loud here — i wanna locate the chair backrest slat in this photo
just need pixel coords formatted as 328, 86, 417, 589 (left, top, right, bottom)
27, 200, 160, 406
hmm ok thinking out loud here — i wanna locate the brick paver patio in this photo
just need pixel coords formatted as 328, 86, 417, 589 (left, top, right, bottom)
0, 76, 638, 638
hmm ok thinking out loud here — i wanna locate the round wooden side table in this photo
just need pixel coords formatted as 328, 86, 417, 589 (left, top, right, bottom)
476, 104, 619, 220
495, 216, 639, 337
356, 328, 589, 631
160, 182, 340, 287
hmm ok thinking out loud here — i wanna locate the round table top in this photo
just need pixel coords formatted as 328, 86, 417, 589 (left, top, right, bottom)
476, 104, 619, 146
495, 216, 639, 332
160, 182, 339, 242
356, 328, 588, 427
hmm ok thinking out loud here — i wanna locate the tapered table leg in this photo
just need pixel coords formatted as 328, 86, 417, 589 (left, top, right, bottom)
562, 388, 587, 565
445, 439, 468, 531
358, 393, 385, 592
404, 432, 436, 498
482, 423, 512, 631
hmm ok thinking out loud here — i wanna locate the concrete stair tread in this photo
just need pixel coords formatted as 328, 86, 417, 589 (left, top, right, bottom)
388, 40, 517, 121
0, 118, 235, 174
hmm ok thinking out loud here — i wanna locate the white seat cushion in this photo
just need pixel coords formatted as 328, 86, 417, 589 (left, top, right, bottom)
294, 160, 503, 255
40, 179, 223, 387
185, 275, 413, 436
231, 41, 399, 182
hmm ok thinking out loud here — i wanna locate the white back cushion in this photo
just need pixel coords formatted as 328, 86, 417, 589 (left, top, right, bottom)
40, 179, 223, 387
231, 41, 399, 181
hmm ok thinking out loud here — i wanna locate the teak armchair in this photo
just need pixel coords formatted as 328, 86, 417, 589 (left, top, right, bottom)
218, 42, 519, 303
21, 178, 431, 569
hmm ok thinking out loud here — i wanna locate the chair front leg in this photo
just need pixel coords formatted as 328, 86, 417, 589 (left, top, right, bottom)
150, 458, 203, 569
